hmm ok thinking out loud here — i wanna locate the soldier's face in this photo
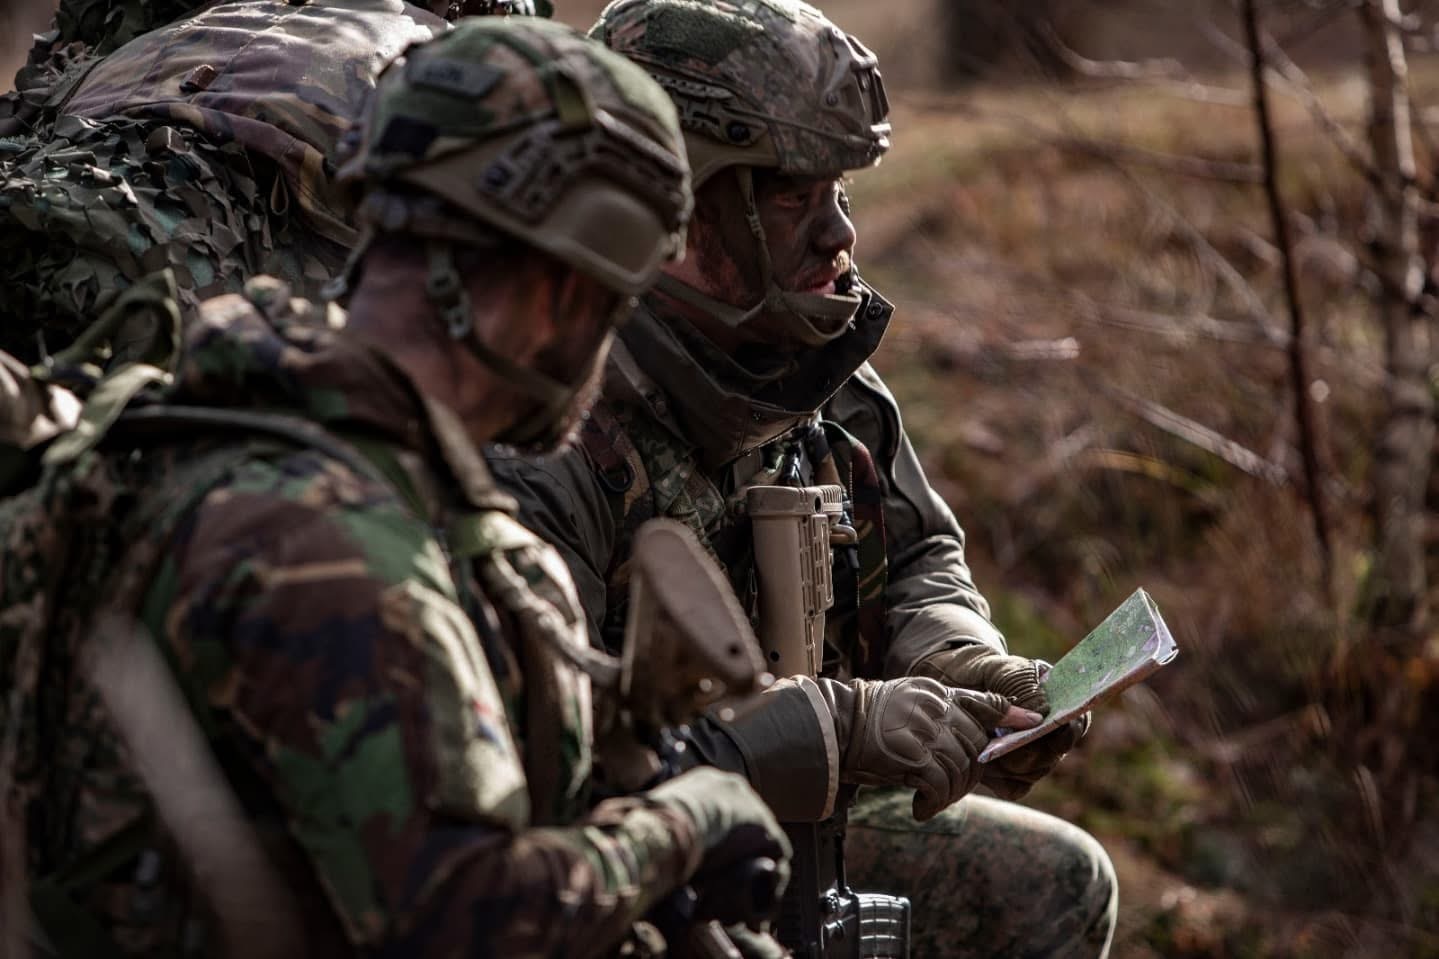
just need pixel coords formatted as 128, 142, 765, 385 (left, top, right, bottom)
674, 169, 858, 342
752, 171, 857, 298
498, 269, 615, 455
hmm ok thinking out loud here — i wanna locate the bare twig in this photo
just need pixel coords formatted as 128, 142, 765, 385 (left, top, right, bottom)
1257, 25, 1385, 187
1032, 20, 1188, 81
1049, 134, 1263, 184
1243, 0, 1336, 599
1079, 300, 1388, 388
1092, 378, 1288, 485
1084, 301, 1278, 345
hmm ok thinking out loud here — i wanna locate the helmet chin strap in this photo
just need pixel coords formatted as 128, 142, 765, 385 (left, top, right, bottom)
652, 166, 862, 348
424, 242, 594, 449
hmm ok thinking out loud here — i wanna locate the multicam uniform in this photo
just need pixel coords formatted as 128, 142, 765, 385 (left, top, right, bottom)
0, 0, 446, 361
489, 1, 1117, 956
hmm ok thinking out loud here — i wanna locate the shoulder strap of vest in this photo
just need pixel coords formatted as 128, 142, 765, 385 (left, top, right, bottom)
114, 406, 399, 494
821, 420, 889, 679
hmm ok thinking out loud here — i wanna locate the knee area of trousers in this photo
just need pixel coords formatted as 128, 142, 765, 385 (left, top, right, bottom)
1030, 817, 1118, 918
1064, 826, 1119, 923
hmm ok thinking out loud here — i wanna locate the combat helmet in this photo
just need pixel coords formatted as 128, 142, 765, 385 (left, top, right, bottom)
337, 16, 690, 296
335, 16, 692, 447
591, 0, 891, 346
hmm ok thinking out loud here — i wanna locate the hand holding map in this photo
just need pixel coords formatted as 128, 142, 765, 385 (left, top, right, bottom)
978, 589, 1178, 764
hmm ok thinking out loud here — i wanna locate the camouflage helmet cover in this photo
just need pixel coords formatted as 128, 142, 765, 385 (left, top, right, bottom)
590, 0, 891, 186
336, 17, 692, 296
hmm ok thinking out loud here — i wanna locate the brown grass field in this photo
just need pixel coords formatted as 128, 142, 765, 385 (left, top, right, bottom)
5, 0, 1439, 955
836, 49, 1439, 959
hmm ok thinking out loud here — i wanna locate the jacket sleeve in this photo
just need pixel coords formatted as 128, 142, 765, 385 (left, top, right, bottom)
824, 363, 1007, 678
147, 449, 699, 958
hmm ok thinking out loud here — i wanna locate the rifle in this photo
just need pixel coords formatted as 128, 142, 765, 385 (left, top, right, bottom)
600, 519, 784, 958
746, 485, 911, 959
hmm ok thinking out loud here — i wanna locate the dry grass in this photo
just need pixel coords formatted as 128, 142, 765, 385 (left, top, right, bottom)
854, 61, 1439, 957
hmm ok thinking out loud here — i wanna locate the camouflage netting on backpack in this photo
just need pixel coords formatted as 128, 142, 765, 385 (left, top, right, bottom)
0, 115, 350, 363
1, 0, 447, 363
0, 0, 209, 142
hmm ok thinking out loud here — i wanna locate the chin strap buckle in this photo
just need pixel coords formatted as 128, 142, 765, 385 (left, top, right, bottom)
425, 243, 473, 340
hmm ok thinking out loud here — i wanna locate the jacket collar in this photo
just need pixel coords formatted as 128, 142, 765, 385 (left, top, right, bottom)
614, 280, 894, 470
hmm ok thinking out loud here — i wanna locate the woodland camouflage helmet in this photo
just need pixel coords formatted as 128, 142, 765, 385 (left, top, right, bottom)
335, 16, 692, 297
335, 17, 691, 450
590, 0, 891, 346
590, 0, 889, 187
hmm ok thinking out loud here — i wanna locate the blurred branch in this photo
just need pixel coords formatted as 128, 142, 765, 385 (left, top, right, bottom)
1205, 4, 1439, 218
1255, 26, 1386, 192
1092, 378, 1288, 485
1080, 300, 1387, 388
1079, 299, 1276, 345
1243, 0, 1336, 599
1032, 20, 1187, 80
1049, 134, 1263, 184
1073, 448, 1229, 509
1031, 19, 1251, 105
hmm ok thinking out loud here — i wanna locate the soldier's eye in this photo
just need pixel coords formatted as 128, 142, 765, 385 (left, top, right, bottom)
774, 190, 812, 211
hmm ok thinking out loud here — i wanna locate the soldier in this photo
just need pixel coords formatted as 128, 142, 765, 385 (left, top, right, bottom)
2, 18, 793, 957
487, 1, 1120, 956
0, 0, 467, 362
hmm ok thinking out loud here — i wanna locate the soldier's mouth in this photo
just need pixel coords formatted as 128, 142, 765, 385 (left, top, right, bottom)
795, 268, 843, 295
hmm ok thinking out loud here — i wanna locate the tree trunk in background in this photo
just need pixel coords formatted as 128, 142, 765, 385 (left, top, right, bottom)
1362, 0, 1433, 642
939, 0, 1067, 80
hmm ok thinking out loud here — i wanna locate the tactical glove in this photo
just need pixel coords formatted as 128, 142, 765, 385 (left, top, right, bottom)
913, 645, 1048, 711
914, 646, 1090, 799
818, 677, 1018, 821
647, 767, 793, 895
979, 711, 1090, 799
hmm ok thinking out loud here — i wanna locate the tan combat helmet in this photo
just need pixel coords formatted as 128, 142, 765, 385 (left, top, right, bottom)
591, 0, 891, 346
338, 16, 691, 297
334, 16, 692, 447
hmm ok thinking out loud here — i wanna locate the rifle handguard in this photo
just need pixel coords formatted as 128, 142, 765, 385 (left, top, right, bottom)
745, 484, 845, 679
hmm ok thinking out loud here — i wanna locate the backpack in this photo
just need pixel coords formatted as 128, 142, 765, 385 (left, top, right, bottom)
0, 272, 414, 957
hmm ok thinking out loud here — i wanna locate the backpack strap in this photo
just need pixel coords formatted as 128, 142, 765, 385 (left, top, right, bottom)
115, 405, 404, 500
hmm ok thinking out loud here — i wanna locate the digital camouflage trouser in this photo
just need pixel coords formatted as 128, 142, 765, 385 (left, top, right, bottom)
845, 789, 1118, 959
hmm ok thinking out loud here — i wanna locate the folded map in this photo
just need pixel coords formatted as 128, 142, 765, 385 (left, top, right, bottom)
978, 588, 1178, 763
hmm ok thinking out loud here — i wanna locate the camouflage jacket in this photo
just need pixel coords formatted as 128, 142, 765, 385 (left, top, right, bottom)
17, 279, 703, 957
489, 287, 1005, 819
